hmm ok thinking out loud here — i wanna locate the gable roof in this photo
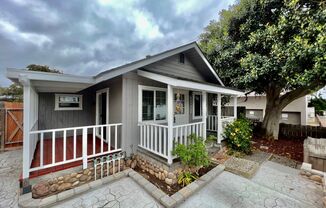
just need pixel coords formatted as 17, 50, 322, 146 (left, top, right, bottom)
6, 42, 227, 92
95, 42, 225, 86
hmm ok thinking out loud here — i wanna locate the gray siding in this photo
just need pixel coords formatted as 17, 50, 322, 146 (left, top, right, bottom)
122, 71, 166, 156
38, 92, 95, 130
144, 54, 207, 82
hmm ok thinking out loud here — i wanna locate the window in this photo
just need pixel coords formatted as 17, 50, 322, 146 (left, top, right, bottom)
55, 94, 82, 110
179, 53, 185, 64
281, 113, 288, 120
140, 86, 167, 122
193, 92, 202, 118
174, 93, 185, 114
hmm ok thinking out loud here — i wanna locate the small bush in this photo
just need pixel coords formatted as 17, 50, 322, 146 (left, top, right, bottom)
177, 171, 198, 187
172, 134, 210, 169
223, 118, 252, 154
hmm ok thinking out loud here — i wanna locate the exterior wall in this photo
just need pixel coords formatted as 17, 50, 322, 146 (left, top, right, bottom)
225, 95, 308, 125
38, 76, 122, 130
38, 92, 95, 130
144, 54, 207, 82
122, 71, 166, 156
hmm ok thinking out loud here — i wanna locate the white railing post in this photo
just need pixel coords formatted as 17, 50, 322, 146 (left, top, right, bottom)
217, 93, 222, 144
202, 91, 207, 140
233, 96, 237, 119
167, 85, 173, 164
82, 127, 88, 169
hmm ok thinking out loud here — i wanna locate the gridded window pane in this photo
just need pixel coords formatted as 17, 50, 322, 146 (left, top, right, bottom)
156, 91, 166, 120
194, 94, 201, 117
142, 90, 154, 120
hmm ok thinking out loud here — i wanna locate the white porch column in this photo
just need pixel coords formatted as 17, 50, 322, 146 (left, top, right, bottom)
217, 93, 222, 144
202, 91, 207, 140
233, 96, 237, 119
22, 80, 31, 179
167, 85, 174, 164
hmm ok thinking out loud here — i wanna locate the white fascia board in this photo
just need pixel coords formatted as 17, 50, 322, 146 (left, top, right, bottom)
193, 44, 225, 86
138, 70, 243, 96
6, 68, 95, 84
94, 43, 196, 83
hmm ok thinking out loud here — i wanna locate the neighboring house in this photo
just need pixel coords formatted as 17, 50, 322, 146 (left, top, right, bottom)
225, 93, 315, 125
6, 42, 243, 182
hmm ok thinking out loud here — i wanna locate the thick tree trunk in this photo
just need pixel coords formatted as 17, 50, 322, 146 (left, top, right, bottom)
261, 86, 312, 140
261, 101, 282, 140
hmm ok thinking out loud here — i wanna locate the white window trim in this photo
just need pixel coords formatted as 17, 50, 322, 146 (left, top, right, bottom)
192, 92, 202, 119
55, 94, 83, 111
138, 85, 167, 123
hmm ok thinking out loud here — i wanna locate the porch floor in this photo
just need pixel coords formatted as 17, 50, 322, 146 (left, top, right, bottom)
30, 134, 112, 178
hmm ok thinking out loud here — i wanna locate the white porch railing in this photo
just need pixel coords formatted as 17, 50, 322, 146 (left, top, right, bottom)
207, 115, 218, 132
28, 123, 122, 173
138, 121, 204, 161
138, 123, 169, 159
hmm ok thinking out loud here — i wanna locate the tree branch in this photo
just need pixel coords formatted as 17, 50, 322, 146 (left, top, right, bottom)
279, 87, 311, 109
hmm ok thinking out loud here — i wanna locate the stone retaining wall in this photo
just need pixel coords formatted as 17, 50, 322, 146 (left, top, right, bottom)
32, 160, 125, 198
131, 152, 182, 186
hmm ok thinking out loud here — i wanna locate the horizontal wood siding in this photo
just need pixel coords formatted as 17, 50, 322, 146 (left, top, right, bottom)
144, 54, 207, 82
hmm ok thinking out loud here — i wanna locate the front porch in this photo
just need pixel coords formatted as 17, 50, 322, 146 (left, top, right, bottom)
137, 70, 241, 164
28, 123, 122, 178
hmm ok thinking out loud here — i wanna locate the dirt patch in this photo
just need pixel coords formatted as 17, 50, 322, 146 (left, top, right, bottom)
134, 164, 216, 196
252, 136, 303, 162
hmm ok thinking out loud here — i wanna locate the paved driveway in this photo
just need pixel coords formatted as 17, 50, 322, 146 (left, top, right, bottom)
179, 161, 323, 208
0, 149, 22, 208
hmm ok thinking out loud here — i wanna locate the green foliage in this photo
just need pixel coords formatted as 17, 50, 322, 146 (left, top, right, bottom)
205, 134, 217, 145
27, 64, 62, 74
223, 118, 252, 154
200, 0, 326, 138
309, 95, 326, 115
177, 171, 198, 187
200, 0, 326, 93
0, 83, 23, 102
173, 134, 210, 168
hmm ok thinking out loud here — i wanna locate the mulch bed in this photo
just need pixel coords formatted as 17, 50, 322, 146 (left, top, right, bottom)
252, 136, 303, 162
134, 164, 216, 196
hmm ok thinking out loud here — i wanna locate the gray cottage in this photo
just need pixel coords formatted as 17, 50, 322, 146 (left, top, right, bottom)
7, 42, 243, 181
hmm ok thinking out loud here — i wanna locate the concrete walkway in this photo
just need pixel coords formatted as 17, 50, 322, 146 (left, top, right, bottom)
0, 149, 22, 208
0, 149, 323, 208
53, 177, 162, 208
179, 161, 323, 208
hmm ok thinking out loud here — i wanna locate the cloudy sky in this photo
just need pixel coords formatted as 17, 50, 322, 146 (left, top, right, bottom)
0, 0, 236, 86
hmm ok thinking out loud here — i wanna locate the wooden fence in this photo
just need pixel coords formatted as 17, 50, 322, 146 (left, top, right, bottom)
253, 121, 326, 140
279, 123, 326, 140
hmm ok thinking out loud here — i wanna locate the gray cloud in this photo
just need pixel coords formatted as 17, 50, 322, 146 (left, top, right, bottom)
0, 0, 236, 86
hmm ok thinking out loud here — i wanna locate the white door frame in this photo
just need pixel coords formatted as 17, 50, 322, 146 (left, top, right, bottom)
96, 88, 110, 137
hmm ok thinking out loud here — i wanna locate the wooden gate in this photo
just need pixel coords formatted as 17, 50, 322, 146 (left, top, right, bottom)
4, 108, 23, 147
0, 102, 23, 149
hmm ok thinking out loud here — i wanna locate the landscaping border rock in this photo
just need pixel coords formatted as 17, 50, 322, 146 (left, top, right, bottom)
19, 165, 225, 208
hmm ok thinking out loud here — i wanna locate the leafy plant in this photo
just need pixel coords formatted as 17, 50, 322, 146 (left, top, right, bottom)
200, 0, 326, 139
177, 171, 198, 187
205, 135, 217, 145
223, 118, 252, 154
173, 134, 210, 169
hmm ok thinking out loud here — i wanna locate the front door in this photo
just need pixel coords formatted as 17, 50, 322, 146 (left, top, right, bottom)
174, 89, 189, 125
96, 88, 109, 138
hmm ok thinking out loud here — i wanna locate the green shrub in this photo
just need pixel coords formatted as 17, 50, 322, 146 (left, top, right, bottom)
177, 171, 198, 187
172, 134, 210, 169
223, 118, 252, 154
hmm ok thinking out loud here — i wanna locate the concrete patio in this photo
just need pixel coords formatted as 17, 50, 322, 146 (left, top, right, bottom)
0, 149, 323, 208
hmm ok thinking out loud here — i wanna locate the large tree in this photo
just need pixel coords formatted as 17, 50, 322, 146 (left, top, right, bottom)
200, 0, 326, 139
